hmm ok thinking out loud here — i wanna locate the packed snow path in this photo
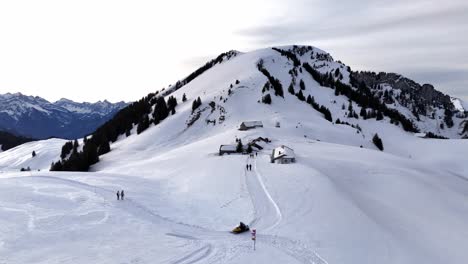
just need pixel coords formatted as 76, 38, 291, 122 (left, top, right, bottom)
0, 158, 327, 264
167, 153, 327, 264
246, 155, 283, 231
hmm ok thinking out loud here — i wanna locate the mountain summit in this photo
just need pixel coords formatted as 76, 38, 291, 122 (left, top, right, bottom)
0, 93, 128, 139
47, 45, 468, 172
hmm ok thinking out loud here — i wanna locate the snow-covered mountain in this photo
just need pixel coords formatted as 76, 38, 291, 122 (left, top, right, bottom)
0, 93, 128, 139
1, 45, 468, 264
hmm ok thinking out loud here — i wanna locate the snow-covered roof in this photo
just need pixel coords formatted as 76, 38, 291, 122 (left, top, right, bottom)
415, 133, 427, 138
241, 121, 263, 127
272, 145, 295, 159
220, 145, 237, 151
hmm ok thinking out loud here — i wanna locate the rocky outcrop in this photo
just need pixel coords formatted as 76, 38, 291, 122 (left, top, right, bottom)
351, 72, 453, 111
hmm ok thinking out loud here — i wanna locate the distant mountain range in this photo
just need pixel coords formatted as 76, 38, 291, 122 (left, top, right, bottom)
0, 93, 128, 139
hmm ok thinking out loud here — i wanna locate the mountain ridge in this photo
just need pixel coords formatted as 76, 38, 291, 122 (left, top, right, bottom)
45, 44, 468, 171
0, 92, 128, 139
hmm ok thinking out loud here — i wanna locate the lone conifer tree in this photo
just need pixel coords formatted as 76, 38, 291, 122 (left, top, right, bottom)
372, 133, 384, 151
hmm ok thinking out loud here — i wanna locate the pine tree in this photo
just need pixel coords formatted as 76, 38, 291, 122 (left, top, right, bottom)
376, 111, 384, 120
60, 141, 73, 159
73, 139, 79, 154
191, 97, 202, 113
372, 133, 384, 151
296, 90, 305, 101
50, 160, 63, 171
300, 79, 306, 90
360, 107, 367, 119
82, 141, 99, 169
236, 140, 243, 153
334, 68, 340, 77
98, 138, 110, 156
306, 95, 313, 104
288, 83, 295, 95
153, 97, 169, 124
182, 93, 187, 102
167, 96, 178, 114
192, 100, 198, 112
247, 144, 253, 153
262, 94, 272, 104
137, 116, 150, 134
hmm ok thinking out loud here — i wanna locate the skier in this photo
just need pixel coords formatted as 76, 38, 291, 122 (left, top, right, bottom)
116, 191, 120, 200
250, 164, 252, 171
246, 164, 248, 170
121, 190, 125, 200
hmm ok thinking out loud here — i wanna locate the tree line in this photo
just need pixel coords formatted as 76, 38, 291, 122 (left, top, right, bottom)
0, 131, 34, 151
302, 63, 419, 133
257, 59, 284, 97
51, 94, 179, 172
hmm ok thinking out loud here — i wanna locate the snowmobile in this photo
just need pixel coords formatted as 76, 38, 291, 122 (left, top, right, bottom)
231, 222, 250, 234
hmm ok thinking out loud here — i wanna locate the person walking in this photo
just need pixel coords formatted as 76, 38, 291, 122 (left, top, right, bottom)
120, 190, 125, 200
116, 191, 120, 200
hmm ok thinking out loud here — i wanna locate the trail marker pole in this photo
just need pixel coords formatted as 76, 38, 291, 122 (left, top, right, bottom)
251, 229, 256, 251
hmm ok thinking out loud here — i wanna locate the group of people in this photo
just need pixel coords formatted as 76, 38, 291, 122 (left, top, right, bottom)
246, 164, 253, 171
116, 190, 125, 200
249, 153, 258, 158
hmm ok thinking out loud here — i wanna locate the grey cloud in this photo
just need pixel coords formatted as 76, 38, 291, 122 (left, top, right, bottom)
235, 0, 468, 99
237, 4, 468, 45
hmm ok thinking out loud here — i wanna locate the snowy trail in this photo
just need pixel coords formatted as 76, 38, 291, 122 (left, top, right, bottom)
246, 155, 283, 232
162, 153, 327, 264
5, 165, 326, 264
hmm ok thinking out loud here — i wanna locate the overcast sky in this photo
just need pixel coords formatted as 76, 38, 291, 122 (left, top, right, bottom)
0, 0, 467, 103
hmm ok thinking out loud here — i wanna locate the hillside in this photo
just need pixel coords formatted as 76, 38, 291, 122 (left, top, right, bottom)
1, 45, 468, 264
0, 93, 128, 139
49, 45, 468, 173
0, 138, 67, 172
0, 131, 34, 151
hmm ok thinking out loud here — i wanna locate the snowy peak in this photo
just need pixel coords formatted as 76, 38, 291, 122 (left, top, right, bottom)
0, 93, 128, 139
54, 98, 127, 116
451, 97, 468, 112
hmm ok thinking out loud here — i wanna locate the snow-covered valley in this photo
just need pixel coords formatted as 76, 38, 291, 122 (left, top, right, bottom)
1, 46, 468, 263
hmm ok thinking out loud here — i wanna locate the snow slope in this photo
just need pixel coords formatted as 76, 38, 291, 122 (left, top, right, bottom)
1, 46, 468, 263
0, 138, 66, 172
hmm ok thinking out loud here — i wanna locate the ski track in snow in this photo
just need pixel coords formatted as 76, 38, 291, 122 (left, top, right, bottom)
249, 155, 283, 232
170, 152, 327, 264
8, 153, 326, 263
1, 151, 328, 263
